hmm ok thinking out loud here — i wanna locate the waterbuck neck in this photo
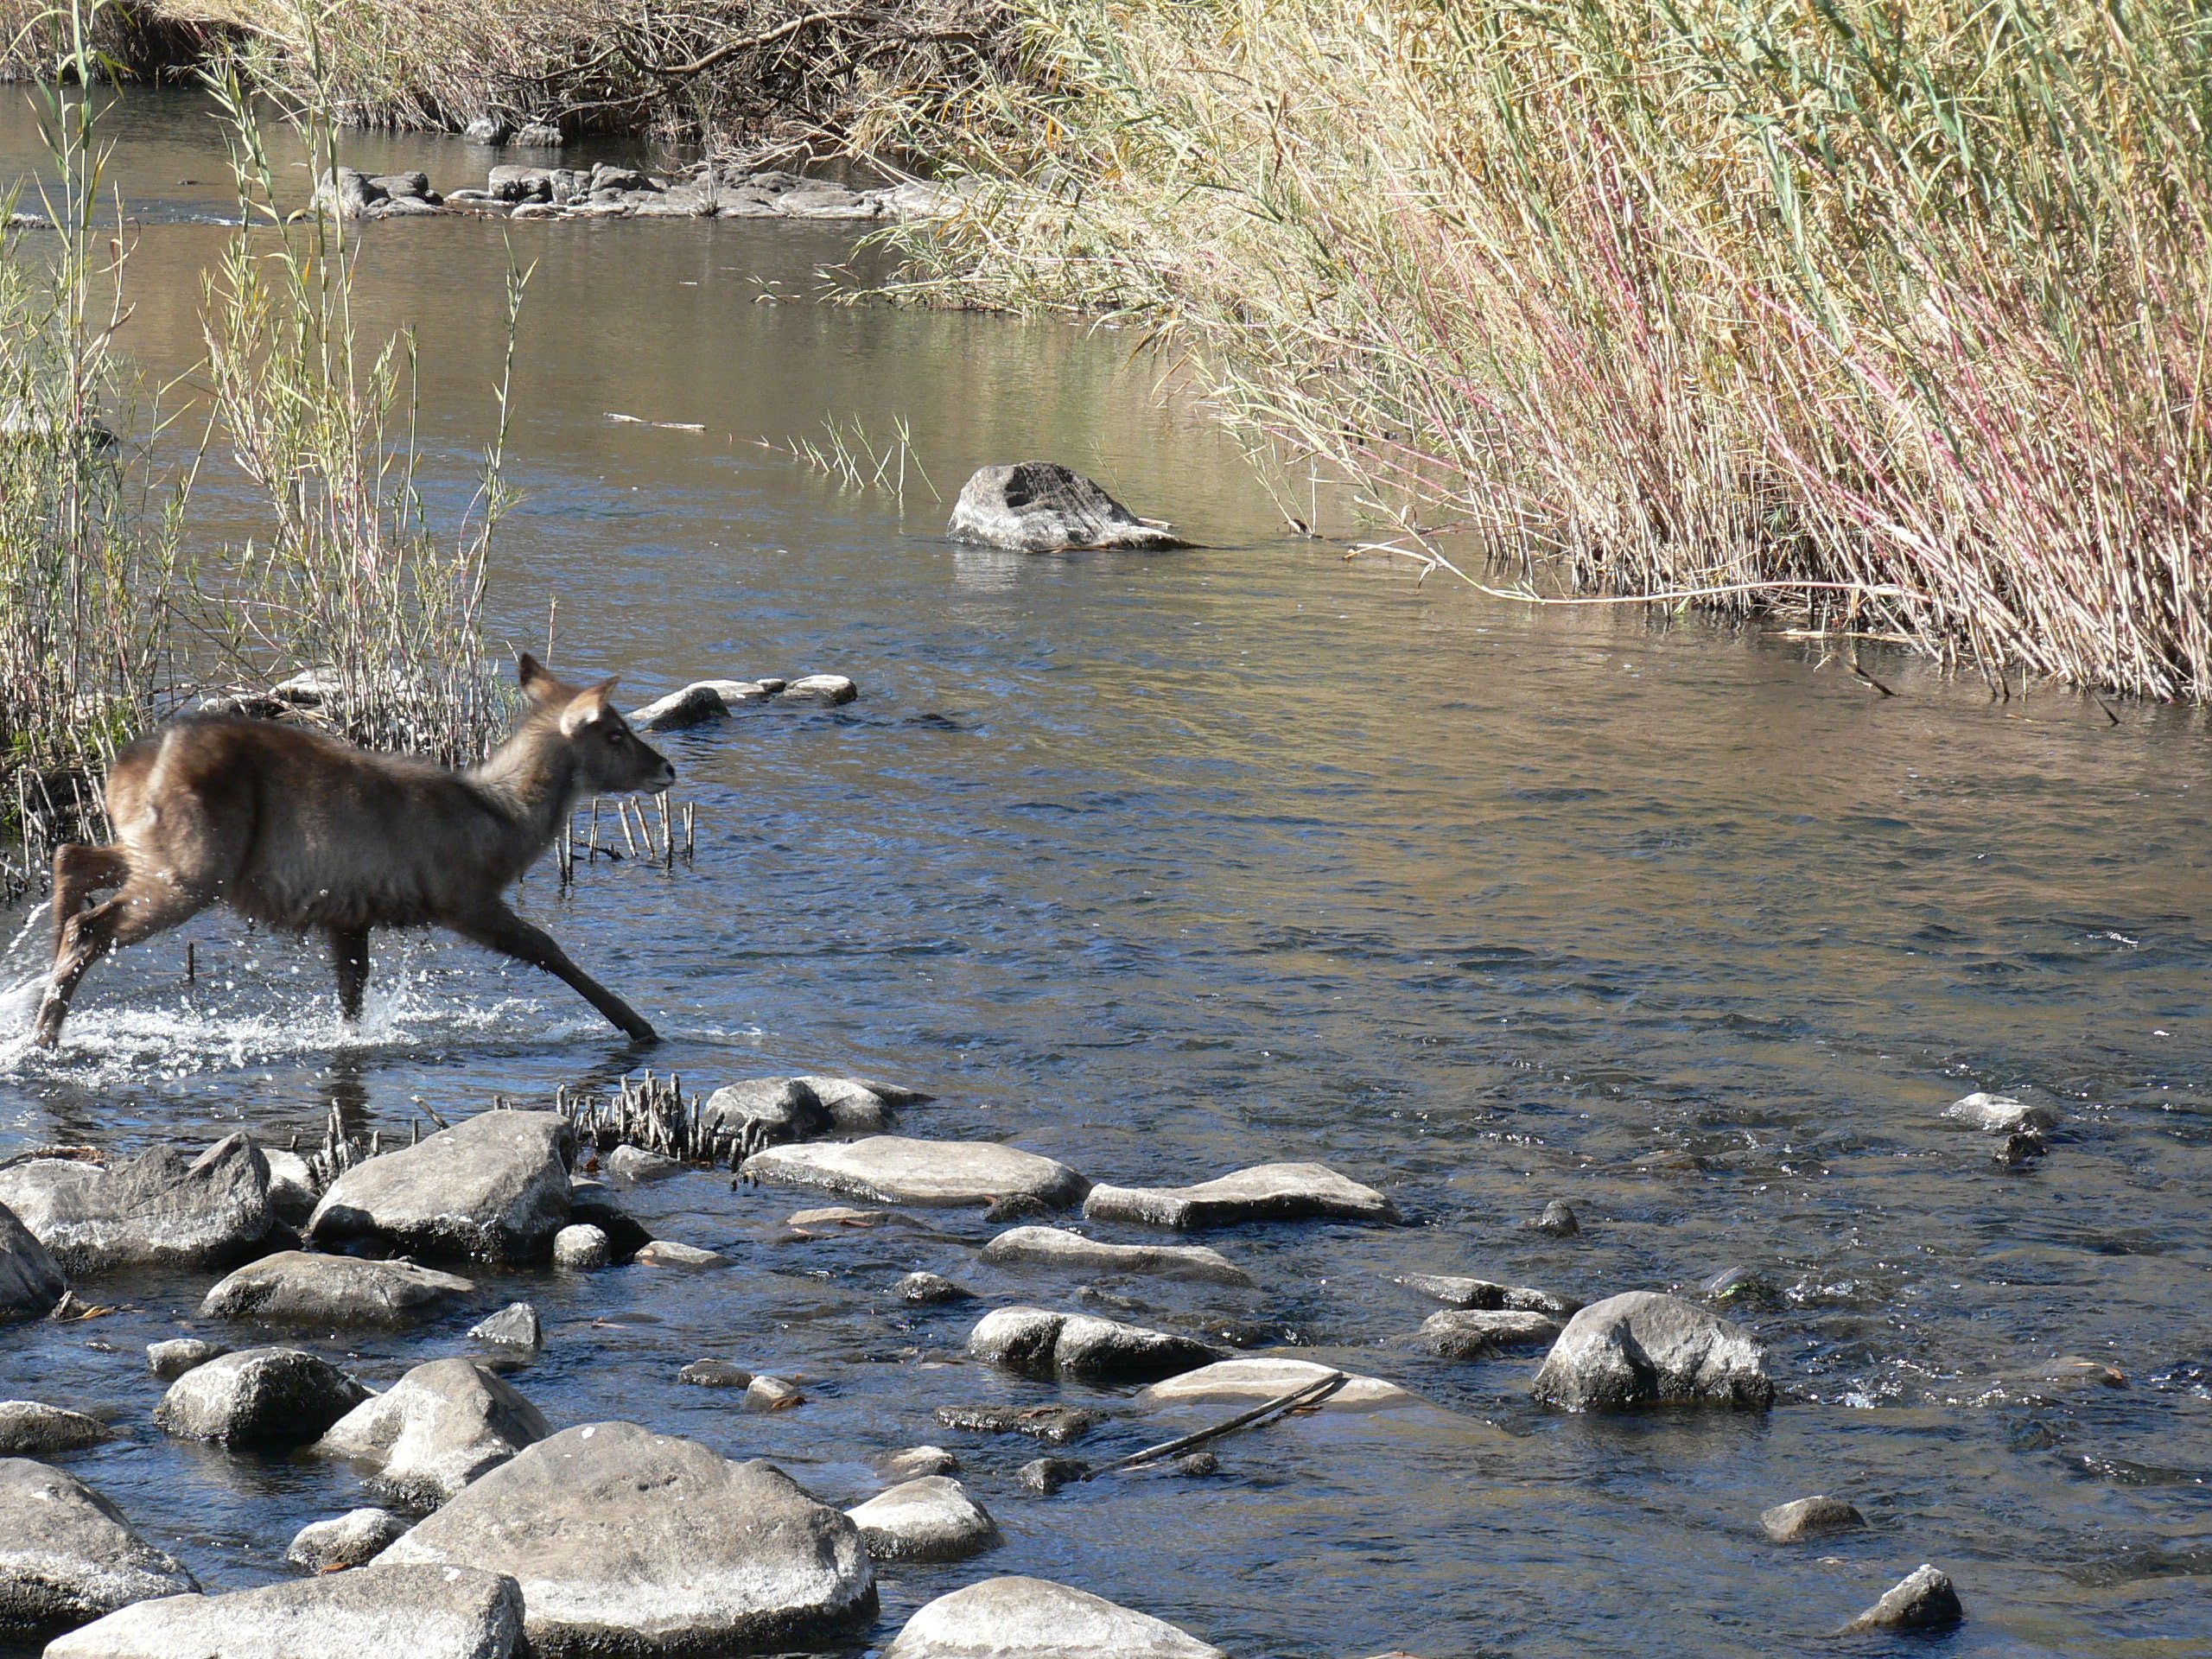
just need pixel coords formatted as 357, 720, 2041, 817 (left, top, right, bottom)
466, 716, 587, 850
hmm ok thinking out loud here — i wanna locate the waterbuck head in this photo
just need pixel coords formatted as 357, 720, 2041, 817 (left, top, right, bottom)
518, 653, 676, 795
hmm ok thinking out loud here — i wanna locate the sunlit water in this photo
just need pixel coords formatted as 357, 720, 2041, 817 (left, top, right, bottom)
1, 90, 2208, 1659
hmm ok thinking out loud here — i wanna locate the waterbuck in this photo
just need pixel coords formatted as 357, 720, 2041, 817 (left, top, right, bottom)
33, 655, 675, 1047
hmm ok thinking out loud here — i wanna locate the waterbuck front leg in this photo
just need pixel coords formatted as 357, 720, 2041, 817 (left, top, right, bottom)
49, 844, 130, 959
35, 875, 210, 1048
330, 926, 371, 1024
450, 902, 658, 1044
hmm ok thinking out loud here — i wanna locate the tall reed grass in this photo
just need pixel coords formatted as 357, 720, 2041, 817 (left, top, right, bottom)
901, 0, 2212, 699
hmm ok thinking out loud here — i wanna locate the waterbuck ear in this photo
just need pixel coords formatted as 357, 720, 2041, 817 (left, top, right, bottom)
517, 653, 563, 704
557, 681, 614, 737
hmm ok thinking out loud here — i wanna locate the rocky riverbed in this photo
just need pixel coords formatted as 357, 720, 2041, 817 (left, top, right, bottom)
315, 161, 955, 224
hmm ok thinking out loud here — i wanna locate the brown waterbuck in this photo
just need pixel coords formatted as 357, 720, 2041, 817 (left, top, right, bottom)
33, 655, 674, 1047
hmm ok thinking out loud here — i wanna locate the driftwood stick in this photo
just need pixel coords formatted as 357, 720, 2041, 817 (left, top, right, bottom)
1084, 1370, 1351, 1479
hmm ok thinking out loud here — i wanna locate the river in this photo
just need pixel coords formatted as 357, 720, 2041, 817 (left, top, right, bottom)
0, 89, 2207, 1659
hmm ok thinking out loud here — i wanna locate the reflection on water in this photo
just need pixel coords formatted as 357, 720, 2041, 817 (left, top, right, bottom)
1, 86, 2209, 1659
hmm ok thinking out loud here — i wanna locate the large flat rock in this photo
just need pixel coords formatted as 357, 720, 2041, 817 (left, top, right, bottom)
0, 1459, 197, 1637
315, 1358, 550, 1507
381, 1421, 875, 1656
308, 1111, 574, 1262
0, 1402, 111, 1456
968, 1306, 1224, 1383
45, 1564, 524, 1659
978, 1226, 1252, 1286
200, 1252, 476, 1326
1137, 1357, 1419, 1414
154, 1347, 371, 1447
1081, 1163, 1396, 1229
0, 1135, 276, 1272
883, 1576, 1224, 1659
844, 1477, 1000, 1562
1529, 1291, 1772, 1410
945, 463, 1191, 554
0, 1201, 64, 1319
739, 1137, 1087, 1211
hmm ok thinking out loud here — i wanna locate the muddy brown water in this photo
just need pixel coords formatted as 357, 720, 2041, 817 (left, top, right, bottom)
0, 89, 2209, 1659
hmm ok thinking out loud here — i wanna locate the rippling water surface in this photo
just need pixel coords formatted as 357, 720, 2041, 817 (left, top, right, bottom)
1, 90, 2208, 1659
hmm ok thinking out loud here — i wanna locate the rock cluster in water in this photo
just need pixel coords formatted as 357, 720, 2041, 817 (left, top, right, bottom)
315, 162, 959, 223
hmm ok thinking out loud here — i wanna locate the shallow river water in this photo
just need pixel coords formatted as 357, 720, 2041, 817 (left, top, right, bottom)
1, 91, 2209, 1659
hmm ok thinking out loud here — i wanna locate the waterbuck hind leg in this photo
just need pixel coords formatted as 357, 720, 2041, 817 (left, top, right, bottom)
452, 903, 658, 1044
35, 878, 210, 1048
330, 926, 371, 1023
49, 844, 130, 961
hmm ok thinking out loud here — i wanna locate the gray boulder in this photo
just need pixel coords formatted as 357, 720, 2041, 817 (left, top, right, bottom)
677, 1359, 752, 1389
626, 681, 772, 732
1395, 1273, 1576, 1317
603, 1146, 684, 1181
514, 122, 563, 147
315, 1358, 550, 1508
45, 1564, 525, 1659
947, 463, 1190, 554
980, 1225, 1252, 1286
1082, 1162, 1396, 1229
0, 1135, 277, 1272
1840, 1564, 1963, 1631
199, 1252, 476, 1325
1415, 1309, 1562, 1358
1529, 1199, 1580, 1236
883, 1576, 1224, 1659
701, 1077, 830, 1150
1761, 1494, 1866, 1542
633, 1238, 728, 1268
898, 1272, 974, 1305
1529, 1291, 1772, 1410
1945, 1091, 2059, 1134
776, 674, 858, 707
741, 1136, 1087, 1210
381, 1421, 875, 1654
144, 1338, 226, 1380
486, 165, 554, 202
551, 1224, 610, 1269
285, 1507, 410, 1570
0, 1402, 111, 1455
313, 166, 382, 218
0, 1200, 65, 1319
468, 1303, 542, 1351
795, 1076, 901, 1133
844, 1477, 999, 1562
308, 1109, 574, 1263
883, 1446, 957, 1479
0, 1459, 197, 1637
154, 1347, 371, 1446
968, 1306, 1224, 1383
463, 113, 512, 143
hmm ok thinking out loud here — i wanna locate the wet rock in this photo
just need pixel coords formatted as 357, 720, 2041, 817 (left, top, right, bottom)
797, 1076, 901, 1133
308, 1109, 574, 1263
1993, 1130, 2049, 1166
627, 682, 751, 731
777, 673, 859, 706
747, 1375, 805, 1410
603, 1145, 683, 1181
0, 1402, 111, 1455
514, 122, 563, 147
947, 463, 1191, 555
1946, 1091, 2058, 1134
1697, 1266, 1781, 1306
264, 1150, 319, 1224
1760, 1495, 1867, 1542
144, 1338, 226, 1380
741, 1135, 1089, 1210
1082, 1163, 1395, 1230
46, 1563, 525, 1659
284, 1507, 410, 1570
1201, 1317, 1300, 1349
787, 1205, 900, 1230
367, 171, 434, 202
1016, 1458, 1088, 1495
846, 1477, 1000, 1561
1529, 1199, 1580, 1236
0, 1201, 65, 1320
633, 1238, 729, 1268
884, 1445, 956, 1478
1139, 1357, 1418, 1414
566, 1184, 651, 1258
486, 165, 553, 202
702, 1077, 831, 1148
883, 1576, 1225, 1659
1394, 1273, 1575, 1316
381, 1421, 875, 1652
677, 1358, 753, 1389
969, 1306, 1224, 1383
1172, 1451, 1218, 1476
550, 1224, 610, 1270
468, 1302, 541, 1351
0, 1459, 197, 1637
0, 1134, 277, 1273
154, 1347, 371, 1446
1840, 1563, 1963, 1632
1415, 1309, 1562, 1358
200, 1252, 475, 1325
982, 1225, 1253, 1286
463, 113, 512, 143
315, 1358, 550, 1508
933, 1403, 1103, 1446
313, 166, 382, 217
898, 1271, 974, 1305
2044, 1356, 2126, 1388
1530, 1291, 1772, 1410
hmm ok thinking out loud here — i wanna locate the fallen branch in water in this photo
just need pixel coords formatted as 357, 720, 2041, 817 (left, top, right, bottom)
1080, 1368, 1350, 1480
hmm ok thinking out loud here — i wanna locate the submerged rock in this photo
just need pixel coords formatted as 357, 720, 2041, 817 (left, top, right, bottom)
284, 1507, 410, 1570
315, 1358, 550, 1508
1017, 1457, 1088, 1495
1529, 1292, 1772, 1410
154, 1347, 371, 1447
883, 1575, 1225, 1659
1415, 1309, 1562, 1358
741, 1136, 1089, 1210
1082, 1163, 1396, 1230
845, 1477, 1000, 1562
968, 1306, 1224, 1383
144, 1338, 226, 1380
933, 1403, 1103, 1446
981, 1226, 1253, 1286
632, 1238, 728, 1268
308, 1110, 574, 1263
380, 1421, 876, 1653
1529, 1199, 1580, 1236
1945, 1091, 2059, 1134
0, 1459, 198, 1637
1840, 1564, 1963, 1631
777, 673, 858, 706
898, 1271, 975, 1305
1138, 1357, 1417, 1414
45, 1563, 525, 1659
1395, 1274, 1576, 1317
677, 1358, 753, 1389
947, 463, 1191, 554
0, 1402, 111, 1456
199, 1252, 475, 1326
0, 1201, 64, 1319
0, 1135, 277, 1272
1760, 1495, 1867, 1542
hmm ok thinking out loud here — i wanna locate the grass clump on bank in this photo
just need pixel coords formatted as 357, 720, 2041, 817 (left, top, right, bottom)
902, 0, 2212, 701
